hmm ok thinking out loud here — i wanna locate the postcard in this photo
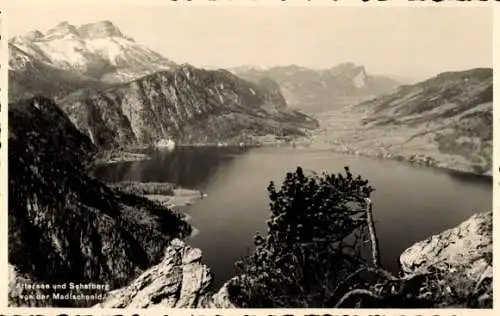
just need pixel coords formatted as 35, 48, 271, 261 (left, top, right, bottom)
2, 1, 495, 314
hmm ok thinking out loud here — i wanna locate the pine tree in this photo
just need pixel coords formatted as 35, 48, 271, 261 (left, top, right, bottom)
229, 166, 374, 307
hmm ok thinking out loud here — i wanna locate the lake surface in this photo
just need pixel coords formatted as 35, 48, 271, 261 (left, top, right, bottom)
91, 146, 492, 288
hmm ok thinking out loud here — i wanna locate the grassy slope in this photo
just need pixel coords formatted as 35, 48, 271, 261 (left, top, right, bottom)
310, 68, 493, 175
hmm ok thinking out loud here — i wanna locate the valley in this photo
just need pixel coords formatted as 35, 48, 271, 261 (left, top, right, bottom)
307, 68, 493, 176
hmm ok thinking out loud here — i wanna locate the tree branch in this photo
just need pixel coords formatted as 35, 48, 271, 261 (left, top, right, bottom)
334, 288, 383, 308
364, 198, 381, 268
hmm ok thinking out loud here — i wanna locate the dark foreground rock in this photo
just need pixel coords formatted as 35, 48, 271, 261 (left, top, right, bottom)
97, 239, 235, 308
400, 211, 492, 278
399, 211, 492, 307
8, 96, 191, 307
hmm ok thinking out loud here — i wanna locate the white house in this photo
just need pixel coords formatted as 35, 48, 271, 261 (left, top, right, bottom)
156, 138, 176, 150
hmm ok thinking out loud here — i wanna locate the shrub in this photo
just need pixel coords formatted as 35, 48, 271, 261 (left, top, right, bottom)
228, 166, 374, 308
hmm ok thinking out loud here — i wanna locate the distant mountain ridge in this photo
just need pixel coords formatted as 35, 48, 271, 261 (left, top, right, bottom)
230, 63, 400, 113
59, 64, 319, 149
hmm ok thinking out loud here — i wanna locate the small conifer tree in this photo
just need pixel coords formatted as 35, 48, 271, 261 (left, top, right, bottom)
229, 166, 374, 307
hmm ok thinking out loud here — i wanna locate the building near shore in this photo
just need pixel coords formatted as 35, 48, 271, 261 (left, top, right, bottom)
156, 138, 176, 150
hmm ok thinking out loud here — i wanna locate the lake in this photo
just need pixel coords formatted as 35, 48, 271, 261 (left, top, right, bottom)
91, 146, 493, 288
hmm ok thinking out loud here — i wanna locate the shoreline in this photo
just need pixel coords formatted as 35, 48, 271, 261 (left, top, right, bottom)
325, 146, 493, 179
145, 189, 204, 238
145, 191, 203, 238
92, 151, 152, 165
92, 140, 492, 180
269, 140, 490, 178
108, 181, 205, 238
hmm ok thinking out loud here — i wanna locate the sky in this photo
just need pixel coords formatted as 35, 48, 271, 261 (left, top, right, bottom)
6, 4, 492, 81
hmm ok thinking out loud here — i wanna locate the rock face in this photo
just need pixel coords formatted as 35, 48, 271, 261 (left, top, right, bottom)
59, 64, 319, 149
400, 211, 492, 280
97, 239, 209, 308
230, 63, 399, 113
399, 210, 492, 308
8, 96, 191, 307
97, 239, 235, 308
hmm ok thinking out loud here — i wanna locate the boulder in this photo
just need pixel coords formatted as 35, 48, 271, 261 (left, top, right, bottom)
96, 239, 235, 308
203, 280, 238, 308
400, 211, 492, 280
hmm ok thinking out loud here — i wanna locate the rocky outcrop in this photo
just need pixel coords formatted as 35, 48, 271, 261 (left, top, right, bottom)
400, 211, 492, 279
97, 239, 235, 308
398, 211, 492, 308
59, 64, 319, 149
77, 20, 125, 39
8, 96, 191, 307
209, 283, 237, 308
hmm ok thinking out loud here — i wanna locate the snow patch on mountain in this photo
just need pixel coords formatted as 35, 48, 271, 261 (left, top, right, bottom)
9, 20, 177, 83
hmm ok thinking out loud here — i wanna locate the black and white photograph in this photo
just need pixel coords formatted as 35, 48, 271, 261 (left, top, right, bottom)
6, 3, 493, 309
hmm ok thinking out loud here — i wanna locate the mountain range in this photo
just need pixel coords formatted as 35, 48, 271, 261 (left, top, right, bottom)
230, 63, 400, 113
9, 21, 318, 148
9, 21, 400, 117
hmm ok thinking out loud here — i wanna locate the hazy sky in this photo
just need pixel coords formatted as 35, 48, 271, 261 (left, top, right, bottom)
7, 4, 492, 81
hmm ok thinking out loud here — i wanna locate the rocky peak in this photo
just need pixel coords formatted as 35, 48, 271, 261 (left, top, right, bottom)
42, 20, 124, 40
45, 21, 78, 38
23, 30, 44, 41
10, 20, 178, 85
338, 62, 356, 69
329, 62, 355, 74
278, 64, 309, 73
329, 62, 364, 76
356, 65, 367, 75
352, 66, 368, 88
77, 20, 124, 39
177, 63, 197, 76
